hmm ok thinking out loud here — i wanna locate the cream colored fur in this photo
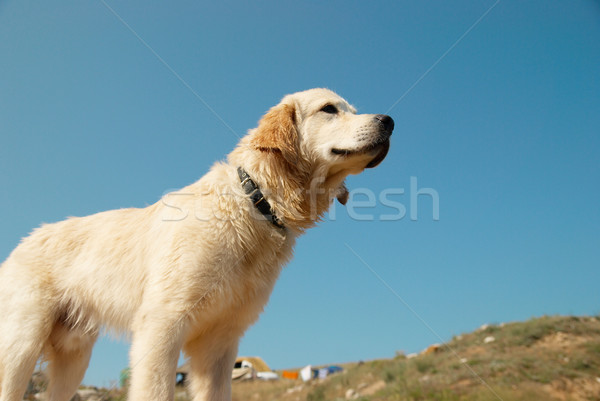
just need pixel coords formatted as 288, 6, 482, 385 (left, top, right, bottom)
0, 88, 393, 401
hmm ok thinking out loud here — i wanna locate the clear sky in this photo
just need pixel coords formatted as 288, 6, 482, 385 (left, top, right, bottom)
1, 0, 599, 388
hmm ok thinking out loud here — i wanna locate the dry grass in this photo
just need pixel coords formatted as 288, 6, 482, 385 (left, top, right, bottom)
89, 315, 600, 401
229, 315, 600, 401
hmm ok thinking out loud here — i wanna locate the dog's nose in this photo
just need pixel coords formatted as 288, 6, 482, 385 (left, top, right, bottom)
375, 114, 394, 135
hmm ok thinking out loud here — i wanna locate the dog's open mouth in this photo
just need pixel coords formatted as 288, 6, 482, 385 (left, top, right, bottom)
331, 139, 390, 168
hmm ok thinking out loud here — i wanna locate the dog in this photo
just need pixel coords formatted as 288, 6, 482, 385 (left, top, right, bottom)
0, 88, 393, 401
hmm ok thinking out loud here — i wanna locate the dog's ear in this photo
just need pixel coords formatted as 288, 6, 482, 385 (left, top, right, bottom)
251, 103, 298, 164
336, 182, 349, 205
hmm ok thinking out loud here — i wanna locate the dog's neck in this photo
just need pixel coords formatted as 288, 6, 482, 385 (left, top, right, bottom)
229, 143, 343, 233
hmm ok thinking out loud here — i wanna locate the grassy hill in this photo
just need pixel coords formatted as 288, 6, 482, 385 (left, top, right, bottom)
230, 315, 600, 401
44, 315, 599, 401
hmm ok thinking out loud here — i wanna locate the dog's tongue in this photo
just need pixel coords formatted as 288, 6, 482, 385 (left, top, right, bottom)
366, 141, 390, 168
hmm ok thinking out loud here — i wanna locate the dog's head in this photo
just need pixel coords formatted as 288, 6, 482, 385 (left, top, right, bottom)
287, 88, 392, 173
233, 88, 393, 228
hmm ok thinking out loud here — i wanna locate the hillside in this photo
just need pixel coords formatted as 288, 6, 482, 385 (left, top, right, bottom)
229, 315, 600, 401
28, 315, 599, 401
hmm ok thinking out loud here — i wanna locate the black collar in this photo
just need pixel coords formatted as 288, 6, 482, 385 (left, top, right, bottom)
237, 167, 284, 229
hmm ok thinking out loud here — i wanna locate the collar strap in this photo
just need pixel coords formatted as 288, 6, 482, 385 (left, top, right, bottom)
237, 167, 284, 229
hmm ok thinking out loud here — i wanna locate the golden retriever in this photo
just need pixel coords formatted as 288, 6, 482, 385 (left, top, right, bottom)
0, 88, 393, 401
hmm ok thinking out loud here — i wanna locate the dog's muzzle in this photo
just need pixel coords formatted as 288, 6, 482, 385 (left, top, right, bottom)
365, 114, 394, 168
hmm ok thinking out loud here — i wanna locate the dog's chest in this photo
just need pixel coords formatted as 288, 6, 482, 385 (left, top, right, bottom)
186, 226, 296, 332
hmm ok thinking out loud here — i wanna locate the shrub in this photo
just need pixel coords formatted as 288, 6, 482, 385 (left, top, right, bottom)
306, 386, 326, 401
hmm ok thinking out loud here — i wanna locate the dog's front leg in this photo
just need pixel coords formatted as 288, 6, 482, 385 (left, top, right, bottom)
184, 332, 240, 401
127, 315, 186, 401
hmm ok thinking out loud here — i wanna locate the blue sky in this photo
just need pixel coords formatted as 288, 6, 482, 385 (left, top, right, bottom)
1, 0, 599, 388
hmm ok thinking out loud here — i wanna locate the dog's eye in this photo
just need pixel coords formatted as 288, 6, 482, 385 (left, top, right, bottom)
320, 104, 338, 114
